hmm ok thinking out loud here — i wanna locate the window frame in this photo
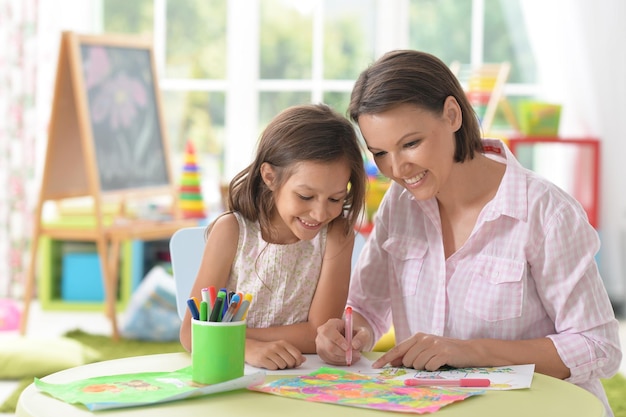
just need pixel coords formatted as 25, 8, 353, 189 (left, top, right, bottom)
103, 0, 539, 184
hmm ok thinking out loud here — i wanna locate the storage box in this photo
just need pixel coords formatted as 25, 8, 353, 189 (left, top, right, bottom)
61, 253, 104, 302
518, 101, 561, 136
39, 236, 169, 311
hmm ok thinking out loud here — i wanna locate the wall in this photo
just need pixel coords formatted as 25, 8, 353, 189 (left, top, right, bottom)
35, 0, 101, 179
591, 3, 626, 311
522, 0, 626, 310
30, 0, 626, 310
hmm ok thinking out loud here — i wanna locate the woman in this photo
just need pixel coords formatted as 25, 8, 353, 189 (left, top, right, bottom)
315, 50, 621, 416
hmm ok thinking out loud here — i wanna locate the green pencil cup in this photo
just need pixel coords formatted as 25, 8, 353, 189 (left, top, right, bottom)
191, 318, 246, 384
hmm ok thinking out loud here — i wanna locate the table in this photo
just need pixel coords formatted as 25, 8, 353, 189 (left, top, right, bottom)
16, 353, 606, 417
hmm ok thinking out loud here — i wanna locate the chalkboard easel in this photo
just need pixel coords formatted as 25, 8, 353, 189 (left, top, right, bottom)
20, 31, 197, 339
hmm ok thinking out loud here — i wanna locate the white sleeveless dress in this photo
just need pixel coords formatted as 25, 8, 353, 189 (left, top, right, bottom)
226, 212, 327, 328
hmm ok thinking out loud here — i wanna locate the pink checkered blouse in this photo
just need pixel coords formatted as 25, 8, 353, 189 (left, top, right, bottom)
348, 140, 621, 415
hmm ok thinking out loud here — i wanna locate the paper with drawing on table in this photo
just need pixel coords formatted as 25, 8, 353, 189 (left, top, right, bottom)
249, 366, 485, 414
34, 367, 265, 411
246, 355, 534, 390
245, 354, 376, 375
380, 364, 536, 390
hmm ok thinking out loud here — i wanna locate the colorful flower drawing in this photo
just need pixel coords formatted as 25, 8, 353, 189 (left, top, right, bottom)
90, 71, 147, 129
79, 44, 169, 191
249, 367, 483, 414
83, 46, 111, 89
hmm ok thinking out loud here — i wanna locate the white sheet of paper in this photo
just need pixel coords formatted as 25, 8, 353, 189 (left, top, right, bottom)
383, 364, 536, 390
245, 355, 535, 390
244, 354, 375, 375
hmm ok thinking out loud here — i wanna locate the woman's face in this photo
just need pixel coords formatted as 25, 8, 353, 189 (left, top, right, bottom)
358, 98, 462, 200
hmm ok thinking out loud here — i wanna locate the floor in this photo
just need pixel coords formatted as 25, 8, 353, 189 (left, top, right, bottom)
0, 301, 113, 417
1, 303, 626, 417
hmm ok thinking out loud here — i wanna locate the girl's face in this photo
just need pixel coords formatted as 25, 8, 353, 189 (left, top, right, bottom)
358, 99, 461, 200
261, 159, 350, 244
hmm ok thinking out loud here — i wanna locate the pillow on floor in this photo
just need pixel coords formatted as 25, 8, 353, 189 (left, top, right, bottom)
0, 336, 101, 379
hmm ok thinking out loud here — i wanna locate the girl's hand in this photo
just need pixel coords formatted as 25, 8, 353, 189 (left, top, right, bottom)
372, 332, 473, 370
315, 318, 366, 365
245, 339, 306, 370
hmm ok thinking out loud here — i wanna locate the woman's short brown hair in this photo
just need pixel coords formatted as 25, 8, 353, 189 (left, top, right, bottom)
349, 49, 483, 162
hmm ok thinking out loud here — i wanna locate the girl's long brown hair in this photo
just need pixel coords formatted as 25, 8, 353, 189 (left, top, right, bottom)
227, 103, 366, 238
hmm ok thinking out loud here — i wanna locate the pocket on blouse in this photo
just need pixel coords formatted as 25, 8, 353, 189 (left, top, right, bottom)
382, 237, 428, 296
464, 255, 526, 322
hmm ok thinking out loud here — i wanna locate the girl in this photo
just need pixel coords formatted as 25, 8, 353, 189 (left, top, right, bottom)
180, 103, 366, 370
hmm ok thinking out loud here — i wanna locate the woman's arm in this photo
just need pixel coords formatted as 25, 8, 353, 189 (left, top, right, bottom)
246, 220, 354, 353
373, 333, 570, 378
530, 203, 622, 382
179, 214, 239, 351
375, 198, 622, 381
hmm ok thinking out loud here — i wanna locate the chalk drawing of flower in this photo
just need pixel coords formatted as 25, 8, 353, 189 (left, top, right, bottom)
90, 71, 148, 130
84, 47, 111, 89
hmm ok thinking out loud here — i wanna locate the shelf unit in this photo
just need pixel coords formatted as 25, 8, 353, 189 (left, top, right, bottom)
38, 237, 127, 311
37, 236, 171, 311
507, 136, 600, 228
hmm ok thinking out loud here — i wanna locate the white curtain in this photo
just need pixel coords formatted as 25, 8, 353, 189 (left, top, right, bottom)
520, 0, 626, 304
0, 0, 99, 298
0, 0, 39, 298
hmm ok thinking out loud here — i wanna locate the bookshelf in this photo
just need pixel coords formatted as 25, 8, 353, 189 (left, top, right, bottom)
507, 136, 600, 228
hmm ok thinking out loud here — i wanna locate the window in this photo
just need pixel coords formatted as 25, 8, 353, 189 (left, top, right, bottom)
100, 0, 537, 211
257, 0, 375, 125
408, 0, 537, 130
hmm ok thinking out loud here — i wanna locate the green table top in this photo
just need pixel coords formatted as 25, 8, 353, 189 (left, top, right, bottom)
17, 352, 605, 417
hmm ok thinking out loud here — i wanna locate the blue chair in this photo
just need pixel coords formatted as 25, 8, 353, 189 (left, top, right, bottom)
169, 226, 367, 321
169, 226, 206, 320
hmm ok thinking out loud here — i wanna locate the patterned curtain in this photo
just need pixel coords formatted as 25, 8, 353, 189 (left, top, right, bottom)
0, 0, 39, 298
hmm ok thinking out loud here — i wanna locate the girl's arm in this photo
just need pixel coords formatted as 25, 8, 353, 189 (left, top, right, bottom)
315, 310, 376, 365
246, 219, 354, 353
179, 214, 239, 351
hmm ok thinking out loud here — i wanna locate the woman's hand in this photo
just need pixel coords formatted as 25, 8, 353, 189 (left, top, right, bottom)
372, 332, 474, 370
373, 332, 572, 380
315, 318, 369, 365
245, 338, 306, 370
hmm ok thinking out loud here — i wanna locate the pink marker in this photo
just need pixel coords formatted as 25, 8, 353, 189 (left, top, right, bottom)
345, 306, 353, 366
404, 378, 490, 388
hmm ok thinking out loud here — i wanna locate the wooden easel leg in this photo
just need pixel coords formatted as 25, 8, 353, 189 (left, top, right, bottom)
108, 238, 121, 340
95, 236, 119, 340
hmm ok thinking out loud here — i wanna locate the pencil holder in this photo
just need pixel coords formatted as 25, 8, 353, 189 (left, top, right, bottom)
191, 319, 246, 384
